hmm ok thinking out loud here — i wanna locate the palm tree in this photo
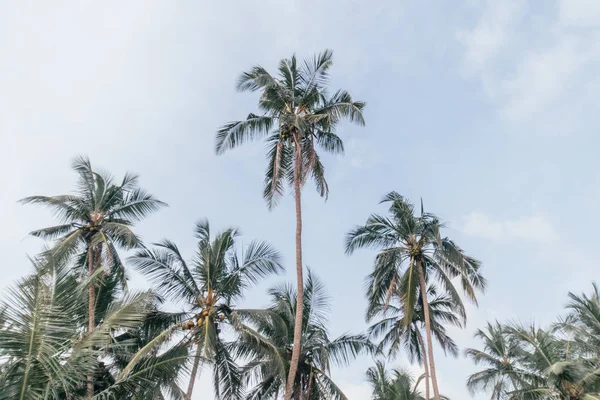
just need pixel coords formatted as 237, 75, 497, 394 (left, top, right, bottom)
0, 256, 185, 400
366, 361, 449, 400
345, 192, 486, 400
129, 219, 284, 400
234, 269, 373, 400
466, 319, 600, 400
215, 50, 365, 400
20, 156, 165, 397
464, 322, 525, 400
368, 285, 461, 399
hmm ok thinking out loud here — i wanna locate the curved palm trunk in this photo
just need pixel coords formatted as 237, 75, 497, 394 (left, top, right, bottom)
285, 141, 304, 400
185, 345, 202, 400
87, 245, 95, 398
416, 329, 430, 400
417, 260, 440, 400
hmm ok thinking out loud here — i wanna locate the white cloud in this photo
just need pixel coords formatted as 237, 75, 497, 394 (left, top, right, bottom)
499, 35, 598, 121
462, 212, 559, 243
457, 0, 600, 124
457, 0, 525, 74
558, 0, 600, 27
340, 381, 372, 400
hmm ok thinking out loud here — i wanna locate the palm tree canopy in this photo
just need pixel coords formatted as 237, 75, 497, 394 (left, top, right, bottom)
367, 361, 451, 400
346, 192, 486, 328
233, 270, 374, 400
0, 256, 186, 400
466, 287, 600, 400
368, 284, 461, 363
20, 156, 166, 285
215, 50, 366, 208
129, 219, 284, 399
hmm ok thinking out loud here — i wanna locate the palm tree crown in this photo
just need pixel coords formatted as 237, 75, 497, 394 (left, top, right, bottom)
20, 156, 166, 285
215, 49, 365, 208
367, 361, 433, 400
346, 192, 485, 400
346, 192, 485, 325
235, 270, 373, 400
368, 284, 461, 362
130, 219, 284, 400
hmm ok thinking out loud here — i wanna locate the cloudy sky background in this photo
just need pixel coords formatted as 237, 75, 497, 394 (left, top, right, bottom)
1, 1, 599, 398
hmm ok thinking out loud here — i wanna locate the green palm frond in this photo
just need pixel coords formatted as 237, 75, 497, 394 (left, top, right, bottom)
215, 50, 365, 204
238, 270, 371, 400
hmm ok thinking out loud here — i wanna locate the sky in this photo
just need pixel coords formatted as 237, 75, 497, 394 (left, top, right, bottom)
1, 0, 599, 398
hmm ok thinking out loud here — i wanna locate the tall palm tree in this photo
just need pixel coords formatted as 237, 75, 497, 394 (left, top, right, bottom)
234, 270, 373, 400
345, 192, 486, 400
129, 219, 284, 400
215, 50, 365, 400
368, 285, 461, 399
20, 156, 166, 396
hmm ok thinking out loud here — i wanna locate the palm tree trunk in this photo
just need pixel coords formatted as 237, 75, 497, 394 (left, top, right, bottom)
417, 260, 440, 400
186, 345, 202, 400
87, 245, 95, 398
416, 329, 430, 400
285, 141, 304, 400
306, 370, 313, 400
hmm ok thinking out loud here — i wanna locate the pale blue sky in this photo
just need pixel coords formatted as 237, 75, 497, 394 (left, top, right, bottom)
1, 1, 599, 399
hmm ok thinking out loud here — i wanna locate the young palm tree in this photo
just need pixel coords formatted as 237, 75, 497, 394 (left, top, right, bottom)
234, 270, 373, 400
20, 157, 165, 397
366, 361, 449, 400
345, 192, 486, 400
129, 219, 284, 400
368, 285, 461, 399
215, 50, 365, 400
464, 322, 525, 400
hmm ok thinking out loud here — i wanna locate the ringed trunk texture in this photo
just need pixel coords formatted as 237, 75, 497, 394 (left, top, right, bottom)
185, 345, 202, 400
416, 329, 430, 400
417, 260, 440, 400
87, 245, 95, 398
284, 142, 304, 400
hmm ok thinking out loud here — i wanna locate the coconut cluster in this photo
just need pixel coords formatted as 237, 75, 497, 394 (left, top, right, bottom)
181, 309, 227, 331
280, 124, 295, 141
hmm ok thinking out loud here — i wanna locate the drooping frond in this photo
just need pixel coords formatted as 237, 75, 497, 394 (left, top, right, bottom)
215, 114, 275, 154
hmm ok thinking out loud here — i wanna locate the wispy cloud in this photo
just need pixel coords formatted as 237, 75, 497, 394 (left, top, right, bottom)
457, 0, 525, 75
462, 211, 559, 243
457, 0, 600, 125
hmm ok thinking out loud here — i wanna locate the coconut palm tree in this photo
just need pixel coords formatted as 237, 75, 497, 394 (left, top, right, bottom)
129, 219, 284, 400
464, 322, 526, 400
366, 361, 423, 400
466, 319, 600, 400
366, 361, 450, 400
215, 50, 365, 400
20, 156, 166, 397
345, 192, 486, 400
0, 256, 185, 400
233, 269, 373, 400
21, 157, 165, 396
368, 285, 461, 399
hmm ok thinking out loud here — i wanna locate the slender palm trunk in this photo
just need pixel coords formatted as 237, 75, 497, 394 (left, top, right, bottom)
186, 345, 202, 400
417, 260, 440, 400
87, 245, 95, 398
416, 329, 430, 400
306, 371, 313, 400
285, 141, 304, 400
